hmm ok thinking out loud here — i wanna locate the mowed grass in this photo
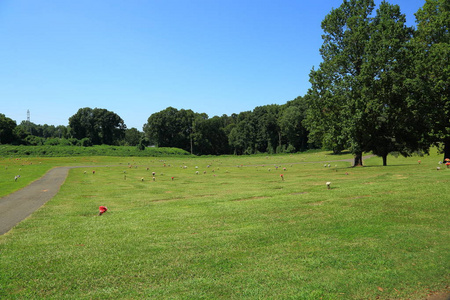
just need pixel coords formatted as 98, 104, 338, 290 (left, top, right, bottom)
0, 152, 449, 299
0, 156, 140, 198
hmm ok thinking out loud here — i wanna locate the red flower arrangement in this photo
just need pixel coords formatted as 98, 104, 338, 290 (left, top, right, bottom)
98, 206, 108, 216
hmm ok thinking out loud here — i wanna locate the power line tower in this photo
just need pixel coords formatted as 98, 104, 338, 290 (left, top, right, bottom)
27, 109, 30, 133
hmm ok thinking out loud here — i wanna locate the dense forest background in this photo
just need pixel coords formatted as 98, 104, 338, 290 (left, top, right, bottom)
1, 0, 448, 165
0, 99, 308, 156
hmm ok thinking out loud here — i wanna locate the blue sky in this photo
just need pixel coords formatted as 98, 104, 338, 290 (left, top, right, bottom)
1, 0, 425, 130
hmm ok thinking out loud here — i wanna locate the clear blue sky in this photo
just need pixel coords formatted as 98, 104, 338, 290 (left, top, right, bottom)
1, 0, 425, 130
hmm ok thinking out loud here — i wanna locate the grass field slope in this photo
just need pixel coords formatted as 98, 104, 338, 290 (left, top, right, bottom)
0, 145, 191, 158
0, 151, 449, 299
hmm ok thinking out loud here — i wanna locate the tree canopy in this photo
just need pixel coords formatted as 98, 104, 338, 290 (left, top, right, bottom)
304, 0, 440, 166
410, 0, 450, 160
0, 114, 17, 144
69, 108, 126, 145
143, 107, 201, 153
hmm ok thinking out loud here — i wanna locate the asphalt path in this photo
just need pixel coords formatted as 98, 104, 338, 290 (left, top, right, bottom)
0, 167, 73, 235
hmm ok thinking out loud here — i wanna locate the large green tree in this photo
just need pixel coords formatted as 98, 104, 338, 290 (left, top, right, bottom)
305, 0, 375, 165
192, 115, 232, 155
69, 108, 126, 145
227, 111, 255, 155
0, 114, 17, 144
253, 105, 281, 153
305, 0, 423, 165
279, 97, 309, 152
358, 1, 426, 166
411, 0, 450, 160
143, 107, 201, 153
227, 106, 283, 155
123, 128, 143, 146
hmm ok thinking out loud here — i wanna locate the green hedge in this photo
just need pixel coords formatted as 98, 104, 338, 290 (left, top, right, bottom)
0, 145, 191, 157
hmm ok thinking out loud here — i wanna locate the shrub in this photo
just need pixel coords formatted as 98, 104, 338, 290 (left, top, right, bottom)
286, 144, 296, 153
80, 138, 92, 147
24, 136, 45, 146
45, 138, 60, 146
0, 145, 192, 157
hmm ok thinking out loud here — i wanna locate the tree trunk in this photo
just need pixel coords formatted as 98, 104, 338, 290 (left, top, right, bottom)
382, 154, 387, 166
443, 139, 450, 162
278, 132, 282, 150
353, 152, 363, 167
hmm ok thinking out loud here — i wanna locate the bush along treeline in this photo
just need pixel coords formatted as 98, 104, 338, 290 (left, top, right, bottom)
0, 145, 191, 157
0, 0, 448, 165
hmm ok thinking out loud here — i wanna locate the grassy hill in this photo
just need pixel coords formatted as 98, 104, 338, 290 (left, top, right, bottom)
0, 151, 448, 299
0, 145, 191, 157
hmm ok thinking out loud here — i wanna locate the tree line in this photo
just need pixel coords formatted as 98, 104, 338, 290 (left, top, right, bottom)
143, 98, 309, 156
0, 108, 144, 148
0, 99, 310, 155
0, 0, 448, 165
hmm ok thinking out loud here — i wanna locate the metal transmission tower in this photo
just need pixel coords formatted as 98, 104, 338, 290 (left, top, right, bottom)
27, 109, 30, 133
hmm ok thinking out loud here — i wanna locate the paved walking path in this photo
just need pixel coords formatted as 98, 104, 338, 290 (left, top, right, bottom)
0, 167, 72, 235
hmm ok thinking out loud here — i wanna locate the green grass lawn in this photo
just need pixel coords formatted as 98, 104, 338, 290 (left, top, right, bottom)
0, 151, 449, 299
